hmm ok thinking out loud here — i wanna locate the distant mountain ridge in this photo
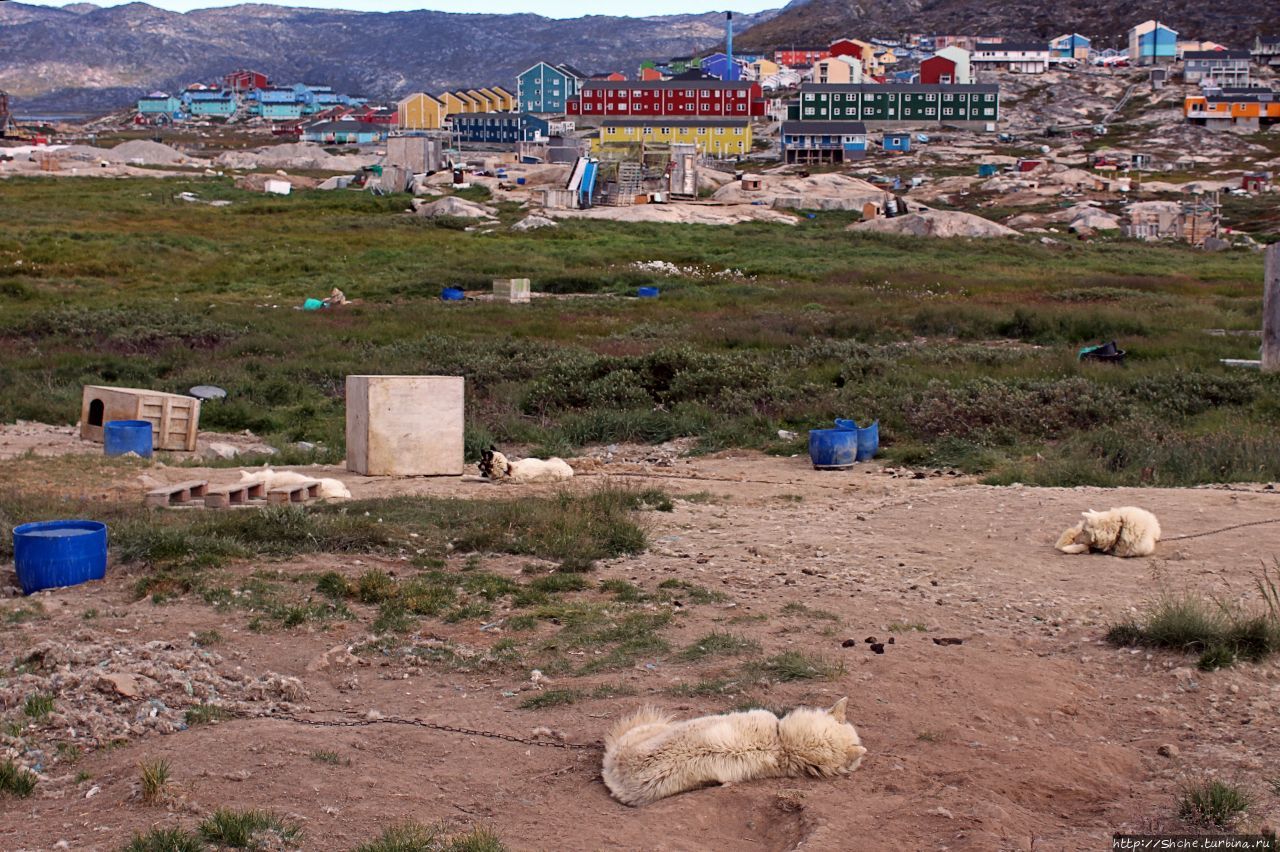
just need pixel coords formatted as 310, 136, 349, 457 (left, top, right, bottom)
734, 0, 1278, 52
0, 2, 776, 113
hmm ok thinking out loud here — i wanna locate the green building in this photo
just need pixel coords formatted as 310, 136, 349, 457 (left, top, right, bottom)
788, 83, 1000, 128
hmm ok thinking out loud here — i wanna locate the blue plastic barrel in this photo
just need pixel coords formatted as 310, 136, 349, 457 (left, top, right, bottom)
637, 287, 660, 298
834, 418, 859, 431
441, 287, 465, 301
856, 421, 880, 462
103, 420, 153, 458
808, 428, 858, 470
12, 520, 108, 595
516, 177, 527, 186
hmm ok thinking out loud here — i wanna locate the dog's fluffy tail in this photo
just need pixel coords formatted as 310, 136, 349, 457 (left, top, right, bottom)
606, 705, 671, 749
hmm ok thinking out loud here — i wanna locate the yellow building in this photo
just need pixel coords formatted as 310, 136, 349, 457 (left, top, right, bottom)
396, 92, 446, 130
812, 56, 863, 84
489, 86, 516, 111
474, 88, 501, 112
749, 58, 780, 79
453, 91, 483, 113
467, 89, 496, 111
595, 119, 752, 158
437, 91, 470, 116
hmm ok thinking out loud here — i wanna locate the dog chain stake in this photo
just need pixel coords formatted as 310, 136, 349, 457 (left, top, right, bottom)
239, 708, 603, 751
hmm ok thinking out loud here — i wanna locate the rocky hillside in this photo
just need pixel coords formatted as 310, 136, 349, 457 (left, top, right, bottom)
736, 0, 1277, 52
0, 2, 773, 114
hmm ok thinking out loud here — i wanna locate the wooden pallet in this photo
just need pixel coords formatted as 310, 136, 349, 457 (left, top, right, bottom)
203, 482, 267, 509
144, 480, 210, 508
267, 481, 321, 504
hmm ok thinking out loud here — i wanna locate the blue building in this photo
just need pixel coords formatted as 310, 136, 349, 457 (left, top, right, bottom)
516, 62, 586, 114
1050, 33, 1092, 60
189, 97, 237, 117
883, 132, 911, 152
780, 120, 867, 164
452, 113, 549, 145
700, 52, 746, 82
137, 92, 183, 118
1128, 20, 1178, 65
183, 89, 237, 117
301, 120, 387, 145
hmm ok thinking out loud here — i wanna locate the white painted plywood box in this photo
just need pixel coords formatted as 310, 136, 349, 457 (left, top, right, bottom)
345, 375, 465, 476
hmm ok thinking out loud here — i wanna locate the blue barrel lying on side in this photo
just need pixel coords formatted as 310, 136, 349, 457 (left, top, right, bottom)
103, 420, 153, 459
808, 428, 858, 470
637, 286, 660, 298
441, 287, 466, 301
12, 520, 108, 595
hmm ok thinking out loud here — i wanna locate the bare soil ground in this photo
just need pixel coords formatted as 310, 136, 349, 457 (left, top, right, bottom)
3, 444, 1280, 851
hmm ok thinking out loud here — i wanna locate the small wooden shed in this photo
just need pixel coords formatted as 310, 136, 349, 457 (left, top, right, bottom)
80, 386, 200, 452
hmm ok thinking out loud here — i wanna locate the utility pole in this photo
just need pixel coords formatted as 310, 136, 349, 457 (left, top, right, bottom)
1263, 244, 1280, 372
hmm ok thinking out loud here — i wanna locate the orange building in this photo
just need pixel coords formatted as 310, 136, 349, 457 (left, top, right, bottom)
1185, 91, 1280, 129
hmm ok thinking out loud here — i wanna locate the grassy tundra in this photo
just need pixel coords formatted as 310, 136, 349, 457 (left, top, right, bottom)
0, 176, 1276, 486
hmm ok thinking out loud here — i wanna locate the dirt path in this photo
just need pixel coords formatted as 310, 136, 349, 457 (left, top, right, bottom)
3, 451, 1280, 851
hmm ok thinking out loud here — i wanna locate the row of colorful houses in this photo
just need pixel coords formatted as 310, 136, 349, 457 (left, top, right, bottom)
395, 87, 516, 131
137, 74, 367, 123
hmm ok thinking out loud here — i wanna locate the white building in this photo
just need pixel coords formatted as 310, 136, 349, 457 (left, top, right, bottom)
972, 42, 1051, 73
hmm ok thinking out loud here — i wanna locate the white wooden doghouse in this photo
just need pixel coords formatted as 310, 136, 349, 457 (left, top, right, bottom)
493, 278, 531, 304
345, 375, 464, 476
80, 386, 200, 452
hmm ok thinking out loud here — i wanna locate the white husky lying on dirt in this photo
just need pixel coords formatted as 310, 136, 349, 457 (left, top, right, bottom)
477, 447, 574, 483
601, 698, 866, 806
1055, 506, 1161, 557
238, 468, 352, 501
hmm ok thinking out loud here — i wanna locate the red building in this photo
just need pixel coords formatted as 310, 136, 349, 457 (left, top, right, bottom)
640, 67, 665, 81
774, 48, 829, 67
919, 55, 958, 84
224, 69, 269, 93
353, 105, 397, 125
566, 80, 766, 118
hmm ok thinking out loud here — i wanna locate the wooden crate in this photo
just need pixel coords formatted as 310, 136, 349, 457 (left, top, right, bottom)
493, 278, 531, 304
81, 386, 200, 452
345, 375, 464, 476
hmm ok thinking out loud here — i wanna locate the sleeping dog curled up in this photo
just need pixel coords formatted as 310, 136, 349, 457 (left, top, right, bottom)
602, 699, 866, 805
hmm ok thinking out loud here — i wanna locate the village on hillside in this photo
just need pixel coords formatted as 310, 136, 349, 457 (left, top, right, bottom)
1, 17, 1278, 240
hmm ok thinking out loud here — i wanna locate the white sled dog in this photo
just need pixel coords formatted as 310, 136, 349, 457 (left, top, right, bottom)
238, 468, 352, 501
1055, 506, 1161, 557
601, 698, 866, 806
477, 446, 574, 484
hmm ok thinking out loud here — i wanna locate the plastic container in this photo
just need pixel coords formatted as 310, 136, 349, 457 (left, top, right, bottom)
856, 421, 880, 462
12, 520, 108, 595
516, 177, 527, 186
834, 418, 859, 431
637, 287, 660, 298
808, 428, 858, 470
103, 420, 153, 459
441, 287, 466, 301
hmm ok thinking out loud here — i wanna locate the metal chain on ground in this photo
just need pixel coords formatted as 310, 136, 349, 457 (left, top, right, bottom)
234, 708, 603, 752
1164, 517, 1280, 542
